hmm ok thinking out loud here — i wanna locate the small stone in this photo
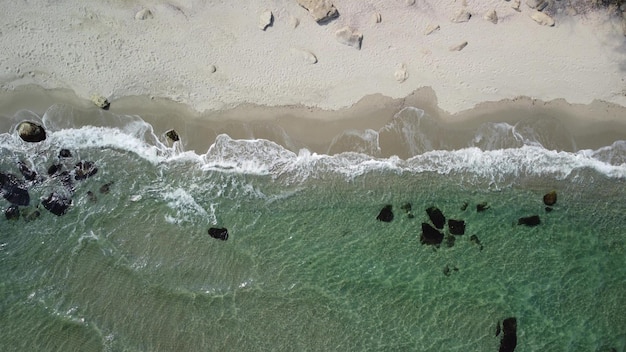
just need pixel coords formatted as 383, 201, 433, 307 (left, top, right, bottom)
165, 129, 180, 142
17, 121, 46, 143
461, 202, 468, 211
288, 16, 300, 29
470, 234, 483, 250
394, 63, 408, 83
135, 8, 153, 20
451, 8, 471, 23
400, 202, 412, 213
526, 0, 547, 11
424, 24, 440, 35
484, 9, 498, 24
208, 65, 217, 73
406, 0, 416, 5
99, 182, 113, 194
449, 41, 468, 51
91, 94, 110, 109
445, 234, 456, 248
371, 12, 382, 25
335, 26, 363, 49
543, 191, 557, 206
259, 9, 274, 30
290, 48, 318, 64
23, 209, 40, 222
297, 0, 339, 23
512, 0, 521, 11
74, 161, 98, 180
477, 202, 489, 212
530, 11, 555, 26
208, 227, 229, 241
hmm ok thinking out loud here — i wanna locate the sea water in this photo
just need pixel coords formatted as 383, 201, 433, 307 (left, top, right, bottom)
0, 104, 625, 352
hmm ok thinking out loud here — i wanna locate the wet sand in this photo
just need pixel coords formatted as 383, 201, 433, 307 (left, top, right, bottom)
1, 85, 626, 157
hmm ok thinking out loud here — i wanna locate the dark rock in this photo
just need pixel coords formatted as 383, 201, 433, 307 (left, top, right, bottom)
443, 265, 459, 276
41, 193, 72, 216
445, 234, 456, 248
448, 219, 465, 235
376, 204, 394, 222
470, 234, 483, 250
18, 161, 37, 181
421, 222, 444, 246
543, 191, 557, 206
17, 121, 47, 143
499, 317, 517, 352
426, 206, 445, 229
518, 215, 540, 227
74, 161, 98, 180
545, 207, 553, 213
407, 212, 414, 219
477, 202, 490, 212
0, 172, 30, 206
59, 171, 75, 193
47, 164, 63, 176
99, 182, 113, 194
4, 205, 20, 220
58, 149, 72, 158
208, 227, 229, 241
165, 129, 180, 142
461, 202, 468, 211
87, 191, 97, 203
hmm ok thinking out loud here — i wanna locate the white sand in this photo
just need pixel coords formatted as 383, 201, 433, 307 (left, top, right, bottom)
0, 0, 624, 114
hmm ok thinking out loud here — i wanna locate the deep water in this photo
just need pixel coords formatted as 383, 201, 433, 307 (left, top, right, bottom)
1, 104, 625, 352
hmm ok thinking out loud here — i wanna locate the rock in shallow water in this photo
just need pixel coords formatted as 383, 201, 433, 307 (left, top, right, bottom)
518, 215, 540, 226
499, 317, 517, 352
0, 172, 30, 206
376, 205, 394, 222
421, 222, 444, 246
4, 205, 20, 220
208, 227, 229, 241
543, 191, 557, 206
42, 193, 72, 216
448, 219, 465, 235
426, 206, 445, 229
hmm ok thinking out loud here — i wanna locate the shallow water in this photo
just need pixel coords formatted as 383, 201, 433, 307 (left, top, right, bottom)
1, 104, 625, 351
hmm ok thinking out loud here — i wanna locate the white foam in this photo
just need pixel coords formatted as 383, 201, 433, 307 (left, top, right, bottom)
160, 187, 210, 225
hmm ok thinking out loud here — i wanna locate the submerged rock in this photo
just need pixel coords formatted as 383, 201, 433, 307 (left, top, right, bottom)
18, 161, 37, 181
47, 164, 63, 176
518, 215, 540, 227
426, 206, 445, 229
477, 202, 490, 212
99, 182, 113, 194
297, 0, 339, 23
17, 121, 46, 143
208, 227, 229, 241
543, 191, 557, 206
376, 205, 394, 222
470, 234, 483, 250
445, 234, 456, 248
499, 317, 517, 352
421, 222, 444, 246
74, 161, 98, 180
22, 208, 40, 222
42, 193, 72, 216
448, 219, 466, 235
0, 172, 30, 206
4, 205, 20, 220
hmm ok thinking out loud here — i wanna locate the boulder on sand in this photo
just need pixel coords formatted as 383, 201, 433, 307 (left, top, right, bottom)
17, 121, 46, 143
335, 26, 363, 49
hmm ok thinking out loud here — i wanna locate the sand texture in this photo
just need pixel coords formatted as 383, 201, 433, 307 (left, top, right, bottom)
0, 0, 625, 113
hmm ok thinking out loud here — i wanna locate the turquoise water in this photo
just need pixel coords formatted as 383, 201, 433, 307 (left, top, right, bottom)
1, 105, 625, 351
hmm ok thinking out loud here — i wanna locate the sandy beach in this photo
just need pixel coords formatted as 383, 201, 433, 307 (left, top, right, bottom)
1, 0, 625, 117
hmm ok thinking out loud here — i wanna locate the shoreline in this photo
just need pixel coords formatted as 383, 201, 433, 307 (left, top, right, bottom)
1, 0, 625, 115
1, 85, 625, 156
